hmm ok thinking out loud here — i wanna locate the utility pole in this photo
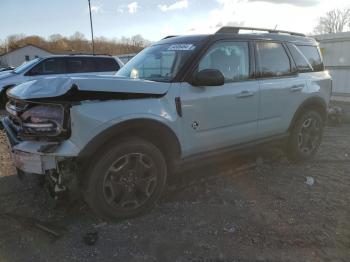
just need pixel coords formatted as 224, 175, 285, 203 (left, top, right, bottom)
88, 0, 95, 55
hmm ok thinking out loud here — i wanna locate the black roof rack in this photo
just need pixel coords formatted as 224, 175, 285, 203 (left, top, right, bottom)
162, 35, 178, 40
216, 26, 306, 37
67, 53, 111, 56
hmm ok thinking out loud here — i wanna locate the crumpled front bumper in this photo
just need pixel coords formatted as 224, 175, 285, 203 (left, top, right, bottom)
0, 117, 79, 175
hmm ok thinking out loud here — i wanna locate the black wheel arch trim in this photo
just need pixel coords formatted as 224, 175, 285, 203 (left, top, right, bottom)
289, 96, 328, 131
77, 118, 182, 166
1, 84, 16, 96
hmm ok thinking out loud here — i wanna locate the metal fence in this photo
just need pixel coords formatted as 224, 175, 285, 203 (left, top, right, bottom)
316, 32, 350, 96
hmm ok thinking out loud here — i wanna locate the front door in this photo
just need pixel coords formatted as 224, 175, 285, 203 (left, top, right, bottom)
24, 57, 66, 80
180, 41, 259, 156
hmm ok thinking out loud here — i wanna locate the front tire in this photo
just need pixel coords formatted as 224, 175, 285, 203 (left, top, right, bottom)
0, 91, 8, 109
84, 137, 167, 220
286, 110, 324, 162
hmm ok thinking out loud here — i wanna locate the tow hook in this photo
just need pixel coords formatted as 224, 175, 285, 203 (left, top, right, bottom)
45, 159, 79, 201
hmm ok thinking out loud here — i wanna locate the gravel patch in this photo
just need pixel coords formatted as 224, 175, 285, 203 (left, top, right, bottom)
0, 125, 349, 261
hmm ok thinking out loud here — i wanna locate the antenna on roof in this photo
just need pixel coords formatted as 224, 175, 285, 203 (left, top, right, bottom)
88, 0, 95, 55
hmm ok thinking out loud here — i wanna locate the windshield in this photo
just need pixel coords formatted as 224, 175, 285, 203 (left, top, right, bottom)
13, 58, 41, 74
116, 43, 197, 82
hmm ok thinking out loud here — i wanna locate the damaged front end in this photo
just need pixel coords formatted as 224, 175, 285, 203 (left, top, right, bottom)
1, 75, 171, 201
1, 96, 79, 200
5, 98, 70, 140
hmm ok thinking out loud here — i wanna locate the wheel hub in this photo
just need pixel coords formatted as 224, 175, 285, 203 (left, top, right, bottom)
120, 172, 137, 188
298, 117, 322, 154
102, 153, 158, 210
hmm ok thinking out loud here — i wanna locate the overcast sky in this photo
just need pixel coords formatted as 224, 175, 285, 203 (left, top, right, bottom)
0, 0, 349, 42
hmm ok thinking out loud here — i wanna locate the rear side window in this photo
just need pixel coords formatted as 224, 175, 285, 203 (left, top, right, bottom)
95, 58, 119, 72
296, 45, 324, 72
82, 58, 97, 72
65, 57, 119, 74
66, 58, 84, 73
287, 44, 313, 73
256, 42, 291, 78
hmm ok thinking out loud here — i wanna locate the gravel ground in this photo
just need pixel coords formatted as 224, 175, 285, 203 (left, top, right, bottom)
0, 124, 349, 262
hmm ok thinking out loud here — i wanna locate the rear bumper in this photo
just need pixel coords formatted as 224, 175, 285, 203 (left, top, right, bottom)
0, 117, 78, 175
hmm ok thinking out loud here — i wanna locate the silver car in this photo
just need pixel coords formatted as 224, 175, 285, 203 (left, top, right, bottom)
0, 55, 123, 107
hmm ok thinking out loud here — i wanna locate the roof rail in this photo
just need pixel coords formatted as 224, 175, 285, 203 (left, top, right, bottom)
162, 35, 178, 40
216, 26, 306, 37
67, 53, 112, 56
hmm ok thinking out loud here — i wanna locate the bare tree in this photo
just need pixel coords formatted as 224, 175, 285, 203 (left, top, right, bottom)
0, 39, 6, 54
314, 8, 350, 34
49, 34, 63, 42
6, 34, 25, 50
70, 31, 86, 41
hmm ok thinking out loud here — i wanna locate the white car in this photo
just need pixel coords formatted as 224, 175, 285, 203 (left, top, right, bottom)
0, 55, 123, 106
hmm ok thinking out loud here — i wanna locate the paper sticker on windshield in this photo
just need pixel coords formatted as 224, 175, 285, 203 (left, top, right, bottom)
167, 44, 196, 51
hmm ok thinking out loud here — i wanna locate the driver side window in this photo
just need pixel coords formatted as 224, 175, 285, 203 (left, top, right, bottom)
140, 51, 175, 78
198, 41, 250, 83
29, 58, 65, 75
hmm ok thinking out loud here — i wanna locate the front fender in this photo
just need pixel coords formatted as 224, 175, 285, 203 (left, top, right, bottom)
68, 96, 181, 155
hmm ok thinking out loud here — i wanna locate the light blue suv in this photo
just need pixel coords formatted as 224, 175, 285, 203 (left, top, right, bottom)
1, 27, 332, 219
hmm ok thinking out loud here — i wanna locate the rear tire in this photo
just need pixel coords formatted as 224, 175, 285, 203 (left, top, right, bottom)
286, 110, 324, 162
84, 137, 167, 220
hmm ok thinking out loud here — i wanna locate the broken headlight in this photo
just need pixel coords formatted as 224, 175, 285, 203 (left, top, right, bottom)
20, 104, 66, 136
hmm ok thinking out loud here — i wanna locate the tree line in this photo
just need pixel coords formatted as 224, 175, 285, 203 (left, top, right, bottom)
1, 7, 349, 56
314, 8, 350, 34
0, 31, 151, 55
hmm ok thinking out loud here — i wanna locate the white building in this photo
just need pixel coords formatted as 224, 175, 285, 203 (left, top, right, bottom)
316, 32, 350, 96
0, 44, 53, 67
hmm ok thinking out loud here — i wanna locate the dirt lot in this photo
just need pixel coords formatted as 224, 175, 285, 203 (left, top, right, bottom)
0, 123, 349, 262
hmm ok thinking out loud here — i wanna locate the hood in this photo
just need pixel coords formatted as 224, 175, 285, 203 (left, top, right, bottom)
7, 75, 171, 100
0, 71, 14, 81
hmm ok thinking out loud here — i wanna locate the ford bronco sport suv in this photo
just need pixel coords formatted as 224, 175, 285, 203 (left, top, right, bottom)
1, 27, 332, 219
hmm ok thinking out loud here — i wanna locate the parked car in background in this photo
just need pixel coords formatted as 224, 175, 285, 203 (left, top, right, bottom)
0, 55, 123, 107
1, 27, 331, 220
116, 53, 137, 64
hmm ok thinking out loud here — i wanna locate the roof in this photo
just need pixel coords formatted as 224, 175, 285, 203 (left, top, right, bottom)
156, 35, 211, 45
42, 54, 113, 58
117, 53, 137, 57
0, 44, 54, 57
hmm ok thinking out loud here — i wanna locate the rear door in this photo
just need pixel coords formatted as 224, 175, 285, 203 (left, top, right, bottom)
256, 41, 307, 138
94, 57, 120, 74
65, 57, 120, 76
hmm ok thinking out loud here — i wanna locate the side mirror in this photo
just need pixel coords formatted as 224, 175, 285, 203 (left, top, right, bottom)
191, 69, 225, 87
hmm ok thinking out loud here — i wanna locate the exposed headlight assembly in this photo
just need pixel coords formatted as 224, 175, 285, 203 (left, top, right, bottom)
20, 104, 66, 136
